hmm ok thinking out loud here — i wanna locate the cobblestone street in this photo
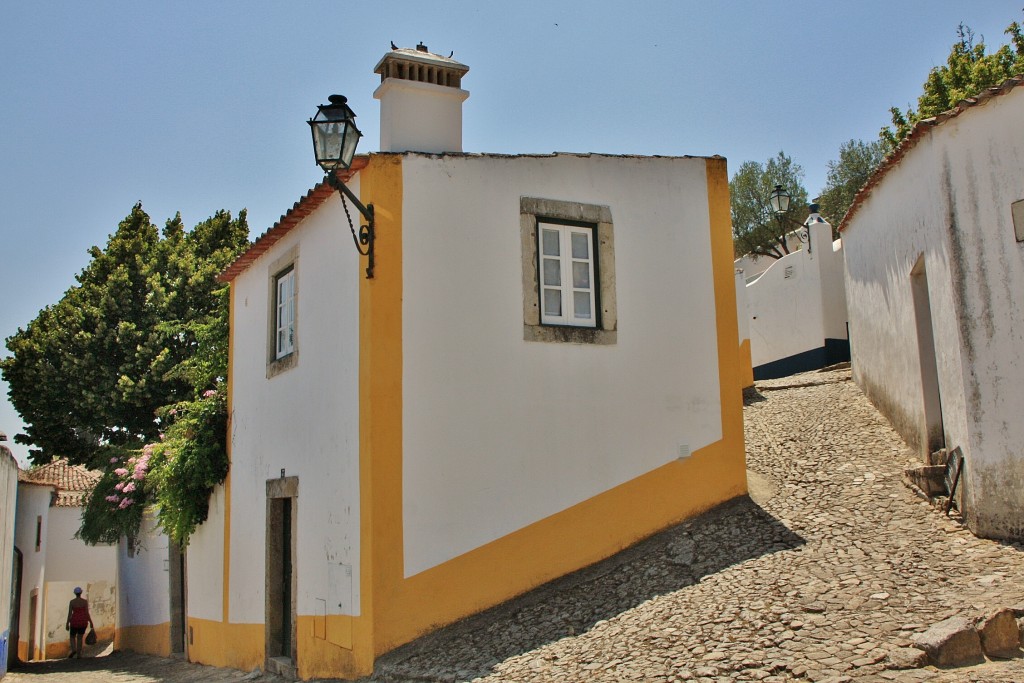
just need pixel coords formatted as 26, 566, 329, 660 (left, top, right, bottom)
6, 368, 1024, 682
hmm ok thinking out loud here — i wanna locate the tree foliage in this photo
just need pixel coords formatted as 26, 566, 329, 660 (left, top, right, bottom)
817, 138, 887, 225
3, 203, 249, 545
730, 151, 810, 260
882, 19, 1024, 151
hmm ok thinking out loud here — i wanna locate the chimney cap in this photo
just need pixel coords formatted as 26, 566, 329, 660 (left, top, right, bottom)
374, 44, 469, 77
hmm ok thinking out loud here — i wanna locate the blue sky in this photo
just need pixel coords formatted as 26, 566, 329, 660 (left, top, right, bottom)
1, 1, 1021, 465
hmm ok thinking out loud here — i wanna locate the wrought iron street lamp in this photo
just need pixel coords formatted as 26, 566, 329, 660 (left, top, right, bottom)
768, 184, 810, 254
308, 95, 376, 278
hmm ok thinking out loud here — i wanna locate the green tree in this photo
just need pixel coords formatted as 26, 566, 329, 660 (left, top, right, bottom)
817, 139, 887, 226
882, 19, 1024, 150
730, 151, 810, 260
3, 204, 249, 544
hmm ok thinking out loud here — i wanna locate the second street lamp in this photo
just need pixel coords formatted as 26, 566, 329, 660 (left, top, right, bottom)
308, 94, 376, 278
768, 184, 810, 255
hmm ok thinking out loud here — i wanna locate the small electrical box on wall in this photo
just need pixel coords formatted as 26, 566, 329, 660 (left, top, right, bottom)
678, 444, 691, 460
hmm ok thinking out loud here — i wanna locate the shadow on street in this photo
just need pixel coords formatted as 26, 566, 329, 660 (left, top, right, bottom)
372, 495, 803, 681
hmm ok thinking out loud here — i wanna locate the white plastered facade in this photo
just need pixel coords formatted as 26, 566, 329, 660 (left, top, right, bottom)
399, 153, 724, 575
220, 182, 363, 625
842, 84, 1024, 539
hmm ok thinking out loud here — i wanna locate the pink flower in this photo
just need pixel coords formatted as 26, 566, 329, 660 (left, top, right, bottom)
127, 457, 136, 466
109, 457, 119, 464
114, 482, 124, 491
114, 468, 128, 477
122, 482, 136, 494
158, 433, 165, 441
203, 389, 217, 398
105, 495, 119, 503
168, 408, 177, 416
133, 469, 146, 481
119, 498, 133, 509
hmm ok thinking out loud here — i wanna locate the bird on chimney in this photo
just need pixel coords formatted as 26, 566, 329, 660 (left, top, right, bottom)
390, 41, 398, 50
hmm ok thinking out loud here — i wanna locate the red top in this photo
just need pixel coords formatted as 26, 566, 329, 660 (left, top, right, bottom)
70, 604, 89, 629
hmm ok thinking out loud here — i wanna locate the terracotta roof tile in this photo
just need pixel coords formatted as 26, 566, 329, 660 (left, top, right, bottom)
838, 76, 1024, 232
19, 458, 101, 507
218, 157, 368, 283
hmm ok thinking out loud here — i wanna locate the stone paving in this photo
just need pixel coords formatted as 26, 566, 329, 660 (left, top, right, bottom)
7, 367, 1024, 682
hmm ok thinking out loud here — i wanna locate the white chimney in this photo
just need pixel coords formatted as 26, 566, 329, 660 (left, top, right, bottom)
373, 43, 469, 153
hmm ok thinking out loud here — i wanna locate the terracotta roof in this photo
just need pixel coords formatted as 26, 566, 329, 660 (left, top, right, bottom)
218, 157, 368, 283
19, 458, 101, 507
838, 75, 1024, 232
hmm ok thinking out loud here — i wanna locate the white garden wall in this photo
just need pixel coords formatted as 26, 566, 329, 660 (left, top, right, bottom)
743, 219, 847, 380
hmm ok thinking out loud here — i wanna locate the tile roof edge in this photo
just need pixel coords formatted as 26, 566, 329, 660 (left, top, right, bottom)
838, 75, 1024, 233
219, 156, 369, 283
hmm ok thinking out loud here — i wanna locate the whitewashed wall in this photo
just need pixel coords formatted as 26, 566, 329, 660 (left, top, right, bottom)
14, 483, 51, 659
400, 154, 723, 576
743, 220, 843, 377
118, 514, 169, 629
225, 182, 362, 624
843, 85, 1024, 538
44, 507, 117, 582
0, 448, 17, 673
185, 487, 224, 622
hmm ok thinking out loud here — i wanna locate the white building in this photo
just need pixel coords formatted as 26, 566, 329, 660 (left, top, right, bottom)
181, 44, 748, 680
13, 459, 117, 660
840, 76, 1024, 540
0, 435, 17, 677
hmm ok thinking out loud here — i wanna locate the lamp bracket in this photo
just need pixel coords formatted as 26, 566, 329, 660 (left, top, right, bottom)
326, 172, 376, 278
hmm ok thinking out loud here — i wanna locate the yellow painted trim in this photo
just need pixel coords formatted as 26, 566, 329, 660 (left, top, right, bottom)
356, 153, 405, 674
362, 156, 749, 656
739, 339, 754, 389
223, 284, 235, 624
115, 622, 170, 657
705, 156, 747, 450
186, 617, 263, 671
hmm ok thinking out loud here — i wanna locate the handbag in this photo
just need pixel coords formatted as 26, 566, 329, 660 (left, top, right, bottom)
85, 628, 97, 645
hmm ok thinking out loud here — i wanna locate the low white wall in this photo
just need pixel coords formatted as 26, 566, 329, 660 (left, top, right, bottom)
118, 513, 169, 629
744, 220, 846, 378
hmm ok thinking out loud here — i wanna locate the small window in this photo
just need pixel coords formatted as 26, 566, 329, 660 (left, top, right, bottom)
275, 267, 296, 359
267, 250, 299, 378
538, 222, 597, 327
35, 515, 42, 552
521, 197, 617, 345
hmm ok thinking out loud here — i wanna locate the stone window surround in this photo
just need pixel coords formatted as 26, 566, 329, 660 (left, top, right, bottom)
520, 197, 617, 345
267, 246, 299, 378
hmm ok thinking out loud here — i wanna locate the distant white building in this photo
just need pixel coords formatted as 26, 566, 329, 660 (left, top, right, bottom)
841, 76, 1024, 541
173, 44, 749, 680
13, 459, 117, 660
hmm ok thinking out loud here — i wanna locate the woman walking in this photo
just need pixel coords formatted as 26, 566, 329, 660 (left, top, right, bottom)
65, 586, 94, 658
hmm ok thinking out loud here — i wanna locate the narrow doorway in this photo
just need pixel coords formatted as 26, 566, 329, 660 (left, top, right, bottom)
168, 541, 186, 655
9, 547, 22, 667
266, 477, 298, 674
911, 256, 945, 457
27, 592, 36, 661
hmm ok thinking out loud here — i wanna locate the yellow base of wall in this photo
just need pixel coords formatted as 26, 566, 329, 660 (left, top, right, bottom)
183, 616, 374, 680
42, 625, 115, 659
739, 339, 755, 388
187, 618, 264, 672
116, 622, 170, 657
